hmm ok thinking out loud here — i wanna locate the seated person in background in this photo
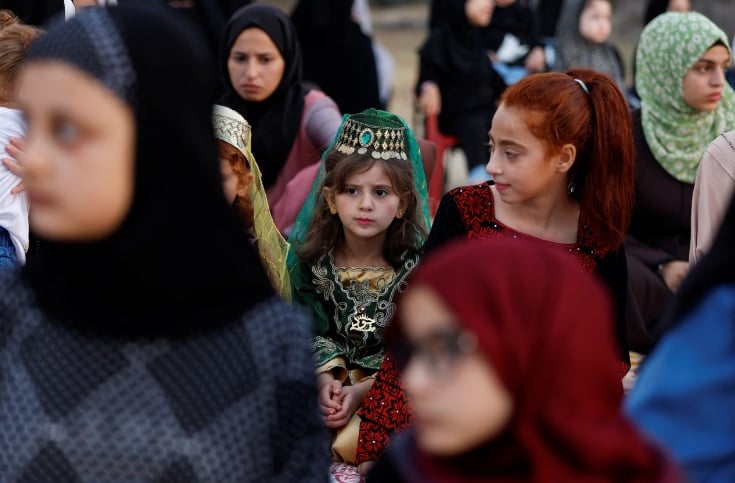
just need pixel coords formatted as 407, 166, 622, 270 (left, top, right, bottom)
483, 0, 547, 86
219, 4, 342, 235
417, 0, 506, 184
291, 0, 383, 114
553, 0, 626, 94
624, 12, 735, 354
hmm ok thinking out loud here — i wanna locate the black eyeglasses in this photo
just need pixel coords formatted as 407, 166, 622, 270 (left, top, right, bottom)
392, 328, 478, 377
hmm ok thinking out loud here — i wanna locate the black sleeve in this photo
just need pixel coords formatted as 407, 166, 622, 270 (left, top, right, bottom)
595, 245, 630, 364
423, 192, 467, 256
416, 44, 442, 97
623, 233, 675, 270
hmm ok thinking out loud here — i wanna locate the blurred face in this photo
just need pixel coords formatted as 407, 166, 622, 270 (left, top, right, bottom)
486, 105, 572, 205
219, 157, 253, 204
73, 0, 99, 7
578, 0, 612, 44
667, 0, 690, 13
682, 45, 730, 112
227, 27, 285, 103
465, 0, 494, 27
398, 286, 513, 456
18, 62, 135, 241
324, 163, 402, 249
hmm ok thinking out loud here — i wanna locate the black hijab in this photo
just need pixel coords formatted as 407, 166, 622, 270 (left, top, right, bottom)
23, 5, 273, 337
419, 0, 489, 77
218, 4, 305, 188
291, 0, 381, 114
658, 192, 735, 335
644, 0, 671, 25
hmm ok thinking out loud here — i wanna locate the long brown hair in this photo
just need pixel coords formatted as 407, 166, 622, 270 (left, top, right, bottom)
297, 150, 427, 268
499, 68, 634, 250
216, 139, 254, 229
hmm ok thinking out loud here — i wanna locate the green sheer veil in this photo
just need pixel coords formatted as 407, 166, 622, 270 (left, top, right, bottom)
213, 105, 292, 301
287, 109, 430, 268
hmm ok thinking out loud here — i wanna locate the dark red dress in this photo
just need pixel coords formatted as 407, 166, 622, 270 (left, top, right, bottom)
425, 182, 630, 369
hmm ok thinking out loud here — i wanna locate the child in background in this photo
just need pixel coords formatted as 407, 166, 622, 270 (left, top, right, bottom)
553, 0, 626, 93
289, 108, 430, 469
0, 20, 42, 269
426, 68, 635, 376
484, 0, 546, 86
213, 104, 291, 300
368, 238, 681, 482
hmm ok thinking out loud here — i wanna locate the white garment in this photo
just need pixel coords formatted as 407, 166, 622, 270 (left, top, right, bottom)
0, 107, 30, 263
64, 0, 75, 19
65, 0, 118, 19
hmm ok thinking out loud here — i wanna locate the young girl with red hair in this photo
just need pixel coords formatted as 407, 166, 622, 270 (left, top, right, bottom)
425, 67, 634, 374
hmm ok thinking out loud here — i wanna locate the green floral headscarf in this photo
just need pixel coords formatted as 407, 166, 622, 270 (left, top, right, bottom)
636, 12, 735, 183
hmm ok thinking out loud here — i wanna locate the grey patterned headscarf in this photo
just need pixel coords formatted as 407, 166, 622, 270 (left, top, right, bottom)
553, 0, 625, 90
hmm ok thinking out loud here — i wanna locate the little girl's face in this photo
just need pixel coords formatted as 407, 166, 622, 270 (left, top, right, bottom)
324, 163, 402, 247
465, 0, 494, 28
18, 62, 135, 241
578, 0, 612, 44
398, 286, 513, 456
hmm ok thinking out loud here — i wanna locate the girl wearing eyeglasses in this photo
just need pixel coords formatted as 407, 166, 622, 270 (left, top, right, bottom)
368, 238, 682, 483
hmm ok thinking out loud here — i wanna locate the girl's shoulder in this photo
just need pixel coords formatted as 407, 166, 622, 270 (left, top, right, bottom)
447, 182, 495, 223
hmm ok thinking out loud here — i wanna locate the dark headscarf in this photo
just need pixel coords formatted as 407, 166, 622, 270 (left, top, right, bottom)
290, 0, 381, 114
219, 4, 305, 188
553, 0, 625, 90
644, 0, 671, 25
389, 238, 666, 482
659, 192, 735, 335
23, 5, 273, 336
417, 0, 505, 120
419, 0, 490, 77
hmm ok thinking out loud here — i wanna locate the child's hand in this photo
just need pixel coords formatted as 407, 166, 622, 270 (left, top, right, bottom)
3, 137, 27, 194
324, 378, 375, 429
318, 379, 343, 418
324, 384, 360, 429
524, 46, 546, 73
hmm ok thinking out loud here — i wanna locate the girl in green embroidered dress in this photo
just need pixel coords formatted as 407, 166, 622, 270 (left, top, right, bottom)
289, 109, 429, 465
